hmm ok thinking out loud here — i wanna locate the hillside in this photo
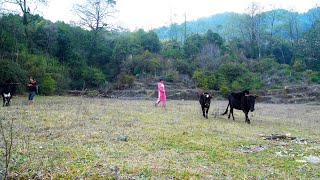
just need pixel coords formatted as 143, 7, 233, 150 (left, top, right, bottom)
154, 8, 317, 40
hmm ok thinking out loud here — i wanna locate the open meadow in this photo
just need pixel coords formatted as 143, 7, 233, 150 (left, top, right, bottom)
1, 96, 320, 179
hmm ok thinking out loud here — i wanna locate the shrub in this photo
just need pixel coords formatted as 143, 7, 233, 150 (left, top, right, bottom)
39, 74, 57, 95
192, 70, 208, 90
83, 67, 106, 88
165, 70, 179, 82
219, 83, 231, 97
115, 73, 135, 89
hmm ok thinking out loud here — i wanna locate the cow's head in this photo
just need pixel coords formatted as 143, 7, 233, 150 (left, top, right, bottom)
246, 94, 257, 112
203, 93, 212, 107
3, 92, 11, 106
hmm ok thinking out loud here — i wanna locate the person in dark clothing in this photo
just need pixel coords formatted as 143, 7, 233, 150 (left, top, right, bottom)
27, 77, 38, 104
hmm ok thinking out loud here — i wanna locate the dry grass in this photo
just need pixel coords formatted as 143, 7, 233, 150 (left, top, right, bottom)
1, 96, 320, 179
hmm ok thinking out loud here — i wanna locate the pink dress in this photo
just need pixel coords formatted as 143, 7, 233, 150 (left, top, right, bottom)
156, 82, 166, 105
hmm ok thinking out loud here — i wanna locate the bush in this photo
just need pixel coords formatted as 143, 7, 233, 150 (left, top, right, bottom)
219, 83, 231, 97
39, 74, 57, 95
304, 70, 320, 84
192, 70, 208, 90
83, 67, 106, 88
165, 70, 179, 82
115, 73, 135, 89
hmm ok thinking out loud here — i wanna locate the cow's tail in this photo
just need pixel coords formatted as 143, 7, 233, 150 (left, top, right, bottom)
221, 103, 229, 115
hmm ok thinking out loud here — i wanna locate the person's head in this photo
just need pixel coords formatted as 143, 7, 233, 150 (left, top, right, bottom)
159, 77, 165, 83
29, 77, 35, 83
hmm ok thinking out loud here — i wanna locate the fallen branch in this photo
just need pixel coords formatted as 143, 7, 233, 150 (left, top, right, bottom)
260, 134, 297, 140
260, 134, 320, 144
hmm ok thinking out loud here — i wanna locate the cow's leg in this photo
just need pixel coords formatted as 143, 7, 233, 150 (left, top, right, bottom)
2, 96, 5, 107
231, 108, 235, 120
205, 107, 209, 119
244, 112, 250, 124
202, 107, 206, 118
7, 97, 11, 106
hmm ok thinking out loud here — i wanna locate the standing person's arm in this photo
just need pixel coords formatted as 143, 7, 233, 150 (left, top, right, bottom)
35, 82, 38, 94
159, 83, 165, 93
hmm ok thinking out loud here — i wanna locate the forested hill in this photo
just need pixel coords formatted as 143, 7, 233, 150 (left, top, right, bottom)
155, 8, 318, 41
0, 5, 320, 99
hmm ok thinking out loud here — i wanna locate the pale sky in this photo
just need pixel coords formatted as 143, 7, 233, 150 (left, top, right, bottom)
4, 0, 320, 30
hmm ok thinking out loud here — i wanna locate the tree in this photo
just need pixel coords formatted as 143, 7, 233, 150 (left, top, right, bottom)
237, 2, 264, 59
161, 39, 183, 59
204, 29, 224, 48
73, 0, 117, 34
0, 14, 25, 60
306, 5, 320, 29
32, 20, 58, 55
183, 33, 203, 59
3, 0, 48, 51
285, 10, 300, 46
263, 8, 284, 46
297, 21, 320, 70
135, 29, 161, 53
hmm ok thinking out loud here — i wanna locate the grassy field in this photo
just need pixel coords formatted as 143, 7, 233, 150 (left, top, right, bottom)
1, 96, 320, 179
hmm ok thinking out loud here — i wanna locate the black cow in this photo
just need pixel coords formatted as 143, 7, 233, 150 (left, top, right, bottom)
199, 92, 212, 119
0, 81, 18, 107
222, 90, 257, 124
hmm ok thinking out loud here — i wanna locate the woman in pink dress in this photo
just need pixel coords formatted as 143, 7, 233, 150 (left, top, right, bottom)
155, 77, 166, 109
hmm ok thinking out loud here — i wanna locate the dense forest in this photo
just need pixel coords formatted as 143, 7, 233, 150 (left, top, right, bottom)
0, 1, 320, 96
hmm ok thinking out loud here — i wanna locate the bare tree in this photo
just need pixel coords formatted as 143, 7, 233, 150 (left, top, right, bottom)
265, 5, 283, 44
307, 4, 320, 29
231, 2, 264, 59
73, 0, 117, 34
243, 1, 264, 59
285, 10, 300, 46
198, 43, 221, 70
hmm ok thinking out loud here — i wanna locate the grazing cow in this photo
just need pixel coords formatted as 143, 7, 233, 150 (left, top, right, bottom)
0, 81, 18, 107
222, 90, 257, 124
199, 92, 212, 119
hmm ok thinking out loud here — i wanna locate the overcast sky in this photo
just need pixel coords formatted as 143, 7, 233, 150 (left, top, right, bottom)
4, 0, 320, 30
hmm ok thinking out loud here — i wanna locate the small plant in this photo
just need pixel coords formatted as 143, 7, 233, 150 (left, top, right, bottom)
0, 115, 15, 180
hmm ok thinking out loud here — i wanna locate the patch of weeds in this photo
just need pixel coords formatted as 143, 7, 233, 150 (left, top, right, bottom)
109, 150, 128, 159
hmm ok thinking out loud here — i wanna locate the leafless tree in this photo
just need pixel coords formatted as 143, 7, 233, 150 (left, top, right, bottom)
265, 4, 283, 44
306, 4, 320, 29
198, 43, 221, 70
73, 0, 117, 34
243, 1, 264, 59
285, 9, 300, 46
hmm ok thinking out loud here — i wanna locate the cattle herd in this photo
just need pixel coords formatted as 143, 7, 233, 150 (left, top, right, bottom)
1, 80, 256, 124
199, 90, 257, 124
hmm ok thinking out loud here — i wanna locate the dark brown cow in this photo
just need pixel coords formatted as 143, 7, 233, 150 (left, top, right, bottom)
222, 90, 257, 124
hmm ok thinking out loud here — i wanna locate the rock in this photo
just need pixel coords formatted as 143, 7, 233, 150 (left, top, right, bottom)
303, 156, 320, 164
117, 134, 129, 142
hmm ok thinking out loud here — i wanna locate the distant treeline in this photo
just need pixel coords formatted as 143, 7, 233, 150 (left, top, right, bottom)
0, 7, 319, 95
